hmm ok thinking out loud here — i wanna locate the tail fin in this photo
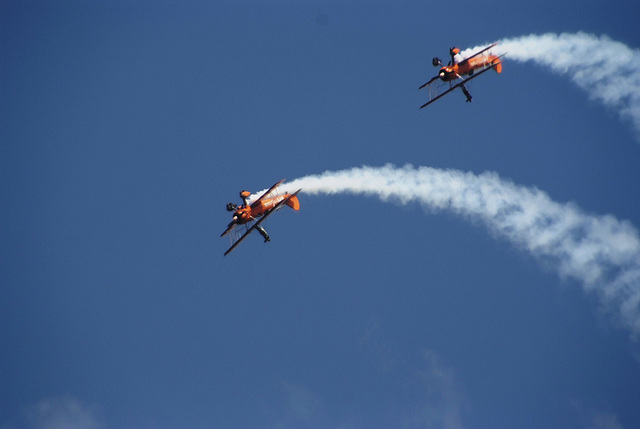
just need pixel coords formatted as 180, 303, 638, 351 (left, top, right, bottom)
285, 194, 300, 211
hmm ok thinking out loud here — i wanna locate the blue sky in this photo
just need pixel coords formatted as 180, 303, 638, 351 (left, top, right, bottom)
2, 1, 640, 428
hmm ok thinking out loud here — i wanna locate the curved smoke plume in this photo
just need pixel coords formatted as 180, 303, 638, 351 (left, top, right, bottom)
271, 164, 640, 337
464, 32, 640, 140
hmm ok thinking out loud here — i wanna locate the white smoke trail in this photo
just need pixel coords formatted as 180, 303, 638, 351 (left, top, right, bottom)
270, 164, 640, 337
463, 32, 640, 140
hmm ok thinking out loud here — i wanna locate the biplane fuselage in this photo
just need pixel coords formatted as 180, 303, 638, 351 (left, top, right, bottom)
232, 193, 300, 225
438, 53, 502, 82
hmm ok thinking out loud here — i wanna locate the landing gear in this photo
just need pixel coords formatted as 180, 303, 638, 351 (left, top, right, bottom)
461, 84, 473, 103
257, 225, 270, 243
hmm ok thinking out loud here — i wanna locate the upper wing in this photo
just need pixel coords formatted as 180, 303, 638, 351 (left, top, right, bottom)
251, 179, 285, 206
462, 43, 497, 62
224, 189, 301, 256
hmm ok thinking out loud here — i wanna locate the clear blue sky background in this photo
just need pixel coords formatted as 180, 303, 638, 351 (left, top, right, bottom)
2, 1, 640, 428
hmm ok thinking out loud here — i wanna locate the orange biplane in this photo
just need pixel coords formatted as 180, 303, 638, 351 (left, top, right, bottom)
221, 179, 301, 256
419, 43, 503, 108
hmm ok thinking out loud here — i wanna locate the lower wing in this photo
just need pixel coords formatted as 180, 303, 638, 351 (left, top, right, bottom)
420, 61, 501, 108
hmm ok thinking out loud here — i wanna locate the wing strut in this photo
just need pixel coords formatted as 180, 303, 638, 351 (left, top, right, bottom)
462, 43, 497, 62
250, 179, 285, 207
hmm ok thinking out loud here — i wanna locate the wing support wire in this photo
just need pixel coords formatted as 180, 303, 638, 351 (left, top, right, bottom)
249, 179, 285, 207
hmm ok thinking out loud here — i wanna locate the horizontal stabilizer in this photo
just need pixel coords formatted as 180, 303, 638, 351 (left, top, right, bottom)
286, 194, 300, 211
